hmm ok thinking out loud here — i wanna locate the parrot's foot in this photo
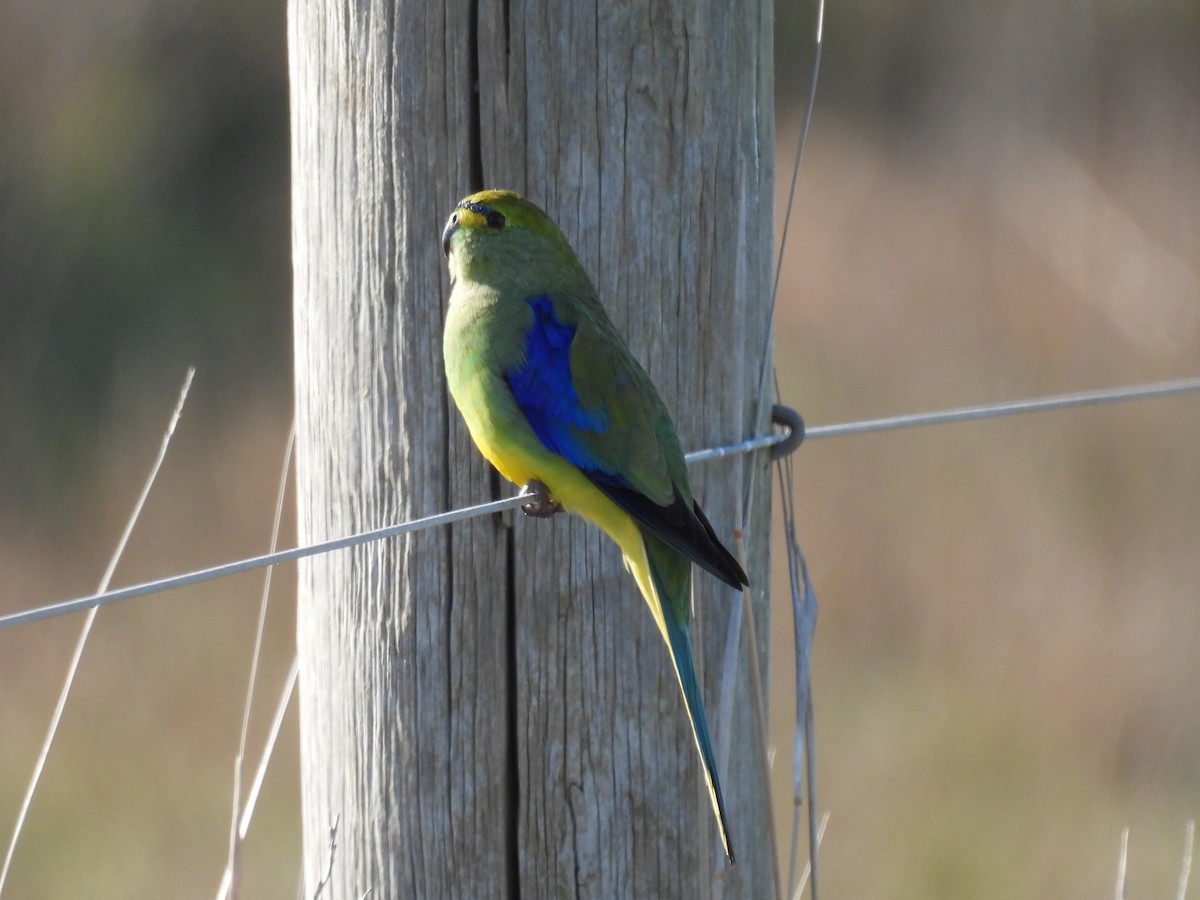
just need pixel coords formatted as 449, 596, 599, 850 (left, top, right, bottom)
519, 480, 562, 518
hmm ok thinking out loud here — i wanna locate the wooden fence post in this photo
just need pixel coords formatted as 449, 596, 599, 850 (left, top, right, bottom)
291, 0, 774, 894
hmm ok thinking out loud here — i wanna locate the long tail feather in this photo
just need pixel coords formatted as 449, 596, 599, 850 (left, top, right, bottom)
646, 545, 735, 863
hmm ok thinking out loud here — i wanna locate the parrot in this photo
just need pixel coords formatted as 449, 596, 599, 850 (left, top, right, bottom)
441, 189, 747, 862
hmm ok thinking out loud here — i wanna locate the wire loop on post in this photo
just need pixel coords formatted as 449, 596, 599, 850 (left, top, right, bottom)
770, 404, 806, 461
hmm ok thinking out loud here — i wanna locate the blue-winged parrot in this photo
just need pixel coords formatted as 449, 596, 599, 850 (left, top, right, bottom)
442, 190, 747, 861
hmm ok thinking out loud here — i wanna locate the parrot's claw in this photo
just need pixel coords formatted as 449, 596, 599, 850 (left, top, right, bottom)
519, 480, 562, 518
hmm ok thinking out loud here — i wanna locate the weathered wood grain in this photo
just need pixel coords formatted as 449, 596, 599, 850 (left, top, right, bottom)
292, 0, 774, 894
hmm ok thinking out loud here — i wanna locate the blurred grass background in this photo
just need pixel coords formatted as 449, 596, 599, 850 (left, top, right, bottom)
2, 0, 1198, 896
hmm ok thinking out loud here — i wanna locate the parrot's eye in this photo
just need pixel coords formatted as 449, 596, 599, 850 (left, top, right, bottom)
450, 213, 459, 226
486, 210, 506, 230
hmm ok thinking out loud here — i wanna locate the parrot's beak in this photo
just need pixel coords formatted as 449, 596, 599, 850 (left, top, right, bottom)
441, 215, 459, 258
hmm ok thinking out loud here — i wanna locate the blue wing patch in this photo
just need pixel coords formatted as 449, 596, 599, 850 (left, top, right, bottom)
504, 296, 622, 479
504, 301, 749, 590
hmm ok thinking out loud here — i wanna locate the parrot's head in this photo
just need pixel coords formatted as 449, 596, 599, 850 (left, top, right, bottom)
441, 190, 573, 284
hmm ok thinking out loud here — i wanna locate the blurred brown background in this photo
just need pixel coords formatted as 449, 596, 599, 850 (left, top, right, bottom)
2, 0, 1198, 896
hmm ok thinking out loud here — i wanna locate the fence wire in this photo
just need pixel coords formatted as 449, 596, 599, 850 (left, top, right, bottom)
2, 375, 1197, 634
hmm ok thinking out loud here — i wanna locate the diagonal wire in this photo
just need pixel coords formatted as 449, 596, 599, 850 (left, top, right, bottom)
0, 432, 786, 631
0, 495, 525, 629
1, 375, 1198, 634
0, 368, 196, 896
805, 377, 1200, 439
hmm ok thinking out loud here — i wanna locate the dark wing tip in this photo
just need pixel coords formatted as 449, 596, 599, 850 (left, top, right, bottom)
588, 475, 748, 589
691, 501, 749, 589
